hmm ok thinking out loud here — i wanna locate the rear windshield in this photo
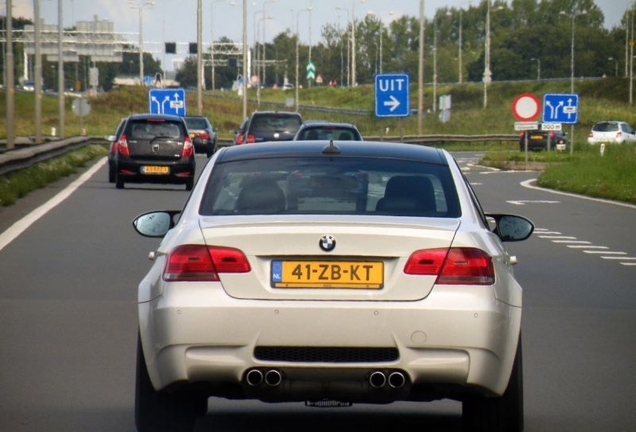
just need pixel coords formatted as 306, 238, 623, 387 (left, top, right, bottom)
200, 156, 461, 218
250, 115, 302, 133
185, 118, 209, 129
296, 126, 361, 141
129, 119, 184, 139
593, 122, 619, 132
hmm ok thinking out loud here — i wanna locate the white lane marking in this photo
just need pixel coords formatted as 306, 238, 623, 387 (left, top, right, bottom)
567, 245, 609, 249
583, 251, 627, 255
538, 235, 577, 239
507, 200, 560, 205
521, 178, 636, 209
0, 158, 106, 252
552, 240, 591, 244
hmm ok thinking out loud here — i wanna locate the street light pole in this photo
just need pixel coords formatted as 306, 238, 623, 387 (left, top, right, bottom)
295, 7, 311, 111
458, 7, 463, 83
129, 0, 155, 86
531, 57, 540, 80
335, 7, 350, 86
242, 0, 247, 119
57, 0, 65, 138
608, 57, 619, 77
211, 1, 236, 91
560, 9, 586, 154
418, 0, 425, 135
433, 15, 438, 112
483, 1, 491, 109
197, 0, 203, 114
262, 0, 276, 89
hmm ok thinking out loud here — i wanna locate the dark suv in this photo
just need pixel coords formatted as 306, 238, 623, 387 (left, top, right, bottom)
114, 114, 196, 191
236, 111, 303, 144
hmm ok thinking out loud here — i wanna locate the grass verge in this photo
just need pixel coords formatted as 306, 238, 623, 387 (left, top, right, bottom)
481, 144, 636, 205
0, 144, 107, 207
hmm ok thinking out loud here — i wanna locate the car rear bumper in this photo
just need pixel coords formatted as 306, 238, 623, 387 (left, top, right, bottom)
116, 160, 195, 183
139, 283, 521, 401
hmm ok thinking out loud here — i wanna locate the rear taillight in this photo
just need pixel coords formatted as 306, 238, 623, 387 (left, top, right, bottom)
117, 133, 130, 156
404, 247, 494, 285
163, 245, 251, 282
549, 131, 555, 138
198, 132, 210, 139
181, 136, 194, 158
519, 132, 525, 138
236, 134, 245, 144
247, 134, 255, 144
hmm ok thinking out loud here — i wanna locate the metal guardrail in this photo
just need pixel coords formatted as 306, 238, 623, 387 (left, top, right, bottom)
0, 133, 519, 177
0, 136, 95, 176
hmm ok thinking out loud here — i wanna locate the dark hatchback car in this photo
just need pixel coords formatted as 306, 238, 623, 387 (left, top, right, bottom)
236, 111, 303, 144
114, 114, 196, 191
519, 125, 567, 151
293, 121, 363, 141
184, 116, 217, 157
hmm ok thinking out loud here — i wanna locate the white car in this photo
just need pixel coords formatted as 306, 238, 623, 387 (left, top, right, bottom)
587, 120, 636, 144
132, 141, 534, 432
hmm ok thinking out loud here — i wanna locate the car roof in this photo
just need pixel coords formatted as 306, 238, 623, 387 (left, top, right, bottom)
249, 110, 302, 117
215, 140, 447, 164
299, 121, 359, 128
127, 113, 184, 121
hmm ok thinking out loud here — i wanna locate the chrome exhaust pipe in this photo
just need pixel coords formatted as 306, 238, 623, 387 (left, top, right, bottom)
245, 369, 263, 387
369, 371, 387, 388
264, 369, 283, 387
388, 371, 406, 389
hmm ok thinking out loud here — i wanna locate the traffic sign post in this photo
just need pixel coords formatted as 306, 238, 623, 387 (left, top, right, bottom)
374, 73, 410, 118
512, 93, 541, 161
148, 88, 186, 116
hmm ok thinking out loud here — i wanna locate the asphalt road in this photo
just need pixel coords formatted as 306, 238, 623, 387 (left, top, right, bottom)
0, 152, 634, 432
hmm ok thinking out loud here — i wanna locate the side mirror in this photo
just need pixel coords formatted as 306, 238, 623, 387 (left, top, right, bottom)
132, 210, 181, 238
486, 214, 534, 242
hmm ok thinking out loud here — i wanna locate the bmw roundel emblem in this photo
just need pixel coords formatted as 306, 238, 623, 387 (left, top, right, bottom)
319, 235, 336, 252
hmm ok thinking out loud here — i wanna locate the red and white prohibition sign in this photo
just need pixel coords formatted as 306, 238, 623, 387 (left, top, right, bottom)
511, 93, 540, 122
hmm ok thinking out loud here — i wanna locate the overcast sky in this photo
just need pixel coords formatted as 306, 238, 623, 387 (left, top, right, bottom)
9, 0, 633, 70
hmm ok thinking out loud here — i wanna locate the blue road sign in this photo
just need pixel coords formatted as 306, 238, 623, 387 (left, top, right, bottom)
148, 88, 186, 116
542, 93, 579, 124
375, 73, 410, 118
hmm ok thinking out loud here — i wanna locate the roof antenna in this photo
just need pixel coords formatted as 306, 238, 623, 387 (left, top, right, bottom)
322, 140, 341, 155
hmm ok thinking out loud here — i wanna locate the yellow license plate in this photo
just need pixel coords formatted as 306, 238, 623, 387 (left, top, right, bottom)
189, 132, 196, 138
271, 260, 384, 289
142, 166, 169, 175
531, 135, 543, 140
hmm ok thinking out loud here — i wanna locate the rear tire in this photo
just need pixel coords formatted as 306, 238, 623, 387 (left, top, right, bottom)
135, 335, 207, 432
462, 337, 524, 432
185, 180, 194, 191
108, 165, 115, 183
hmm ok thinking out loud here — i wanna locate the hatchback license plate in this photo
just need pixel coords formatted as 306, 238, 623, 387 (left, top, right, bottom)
271, 260, 383, 289
141, 166, 169, 175
531, 135, 543, 140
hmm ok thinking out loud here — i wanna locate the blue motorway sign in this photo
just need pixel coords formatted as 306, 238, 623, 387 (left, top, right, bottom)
542, 93, 579, 124
375, 73, 410, 118
148, 88, 186, 116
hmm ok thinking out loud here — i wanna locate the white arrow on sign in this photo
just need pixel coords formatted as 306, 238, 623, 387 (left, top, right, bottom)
383, 95, 400, 112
